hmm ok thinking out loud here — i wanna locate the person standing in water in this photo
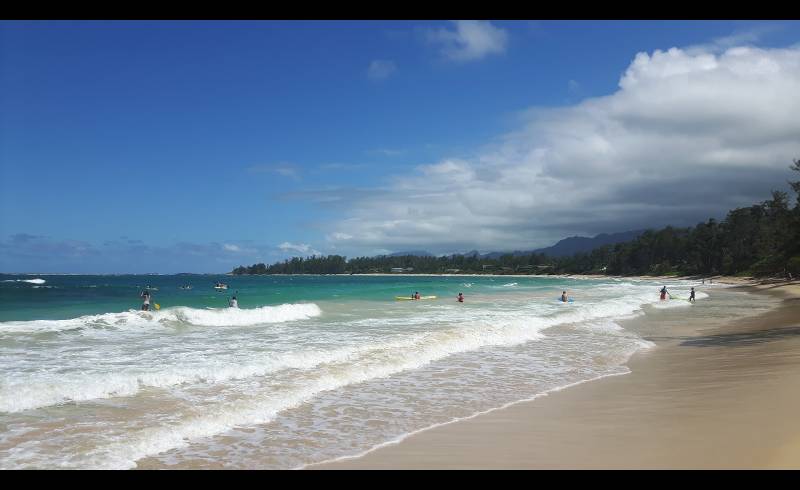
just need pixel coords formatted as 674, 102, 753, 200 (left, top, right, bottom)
689, 287, 696, 303
457, 292, 464, 303
561, 291, 568, 302
229, 295, 239, 308
660, 286, 669, 300
140, 289, 151, 311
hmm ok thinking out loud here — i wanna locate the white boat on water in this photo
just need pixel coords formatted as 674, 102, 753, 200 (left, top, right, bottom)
213, 283, 228, 290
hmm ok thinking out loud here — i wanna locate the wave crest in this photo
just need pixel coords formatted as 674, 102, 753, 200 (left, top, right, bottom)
0, 303, 322, 334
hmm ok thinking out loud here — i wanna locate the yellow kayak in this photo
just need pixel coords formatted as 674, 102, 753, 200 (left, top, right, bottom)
395, 296, 437, 301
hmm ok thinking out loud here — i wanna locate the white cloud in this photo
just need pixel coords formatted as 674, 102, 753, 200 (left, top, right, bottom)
367, 60, 397, 80
327, 232, 353, 241
325, 45, 800, 254
427, 20, 508, 62
685, 25, 781, 54
278, 242, 321, 256
223, 243, 241, 252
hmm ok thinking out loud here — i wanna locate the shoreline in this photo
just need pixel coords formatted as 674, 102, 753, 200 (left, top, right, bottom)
228, 273, 790, 286
2, 271, 781, 286
312, 281, 800, 469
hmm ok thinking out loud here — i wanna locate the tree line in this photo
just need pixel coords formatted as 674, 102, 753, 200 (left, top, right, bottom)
233, 160, 800, 278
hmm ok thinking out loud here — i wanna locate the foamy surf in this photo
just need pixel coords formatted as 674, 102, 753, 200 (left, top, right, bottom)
50, 321, 554, 469
1, 278, 46, 284
0, 303, 322, 334
0, 312, 547, 414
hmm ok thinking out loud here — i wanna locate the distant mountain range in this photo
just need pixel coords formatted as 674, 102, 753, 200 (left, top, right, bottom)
388, 250, 434, 257
530, 230, 646, 257
387, 230, 646, 259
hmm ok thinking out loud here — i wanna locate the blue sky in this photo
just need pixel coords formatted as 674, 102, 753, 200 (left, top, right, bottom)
2, 20, 800, 273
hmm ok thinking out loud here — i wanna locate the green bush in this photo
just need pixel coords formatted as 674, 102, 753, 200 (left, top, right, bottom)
750, 255, 784, 276
787, 256, 800, 275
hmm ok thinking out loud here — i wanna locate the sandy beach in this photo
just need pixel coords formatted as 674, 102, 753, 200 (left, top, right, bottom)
313, 279, 800, 469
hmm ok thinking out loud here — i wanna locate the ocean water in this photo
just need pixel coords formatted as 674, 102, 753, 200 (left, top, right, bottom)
0, 273, 775, 469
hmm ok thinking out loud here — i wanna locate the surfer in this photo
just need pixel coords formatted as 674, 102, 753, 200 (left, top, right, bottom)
561, 291, 568, 303
660, 286, 668, 300
689, 287, 696, 303
229, 295, 239, 308
140, 289, 151, 311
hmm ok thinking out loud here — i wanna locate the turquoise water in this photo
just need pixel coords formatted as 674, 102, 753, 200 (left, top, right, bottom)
0, 273, 755, 469
0, 273, 603, 322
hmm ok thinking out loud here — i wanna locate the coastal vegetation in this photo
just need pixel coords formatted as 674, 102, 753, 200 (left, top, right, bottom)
233, 161, 800, 278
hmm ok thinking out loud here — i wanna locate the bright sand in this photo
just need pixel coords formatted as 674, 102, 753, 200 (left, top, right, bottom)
314, 281, 800, 469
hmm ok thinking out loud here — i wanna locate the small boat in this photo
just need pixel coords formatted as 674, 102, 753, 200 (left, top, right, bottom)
213, 283, 228, 291
395, 295, 437, 301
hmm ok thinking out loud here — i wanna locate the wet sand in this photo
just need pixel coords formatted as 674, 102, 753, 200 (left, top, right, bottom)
314, 281, 800, 469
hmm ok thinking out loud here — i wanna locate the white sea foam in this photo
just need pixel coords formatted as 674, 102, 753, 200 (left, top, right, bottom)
79, 321, 553, 469
0, 303, 322, 334
1, 278, 46, 284
170, 303, 321, 327
0, 313, 546, 414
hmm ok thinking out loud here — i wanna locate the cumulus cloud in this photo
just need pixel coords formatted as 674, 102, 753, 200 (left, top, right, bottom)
223, 243, 241, 252
427, 20, 508, 62
367, 60, 397, 80
325, 45, 800, 254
